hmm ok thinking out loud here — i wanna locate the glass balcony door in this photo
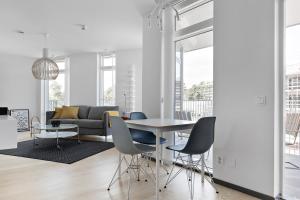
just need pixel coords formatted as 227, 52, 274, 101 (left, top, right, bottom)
174, 31, 214, 173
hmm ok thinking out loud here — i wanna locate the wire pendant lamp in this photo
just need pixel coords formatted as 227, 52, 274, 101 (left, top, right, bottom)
32, 34, 59, 80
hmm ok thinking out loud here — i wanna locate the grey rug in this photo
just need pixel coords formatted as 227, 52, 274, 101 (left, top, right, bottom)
0, 139, 114, 164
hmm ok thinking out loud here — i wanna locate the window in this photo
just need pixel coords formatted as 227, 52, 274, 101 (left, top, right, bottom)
99, 54, 116, 106
40, 58, 70, 123
175, 1, 213, 31
174, 0, 213, 173
48, 60, 67, 110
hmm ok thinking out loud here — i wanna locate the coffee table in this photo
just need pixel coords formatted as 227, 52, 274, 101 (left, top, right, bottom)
33, 124, 80, 150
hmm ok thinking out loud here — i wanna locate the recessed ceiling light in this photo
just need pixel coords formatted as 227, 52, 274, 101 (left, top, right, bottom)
16, 30, 25, 34
75, 24, 87, 31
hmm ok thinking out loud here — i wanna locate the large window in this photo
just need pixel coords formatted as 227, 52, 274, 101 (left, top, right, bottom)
175, 1, 213, 31
284, 24, 300, 199
175, 32, 213, 120
174, 0, 213, 173
48, 60, 67, 110
99, 54, 116, 106
40, 58, 69, 123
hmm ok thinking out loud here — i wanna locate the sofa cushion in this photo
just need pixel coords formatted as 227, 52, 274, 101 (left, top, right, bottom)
60, 106, 79, 119
52, 107, 63, 119
88, 106, 118, 120
78, 119, 104, 129
77, 105, 90, 119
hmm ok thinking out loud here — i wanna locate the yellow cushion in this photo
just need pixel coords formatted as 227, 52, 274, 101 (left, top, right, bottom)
107, 111, 119, 117
52, 107, 63, 119
60, 106, 79, 119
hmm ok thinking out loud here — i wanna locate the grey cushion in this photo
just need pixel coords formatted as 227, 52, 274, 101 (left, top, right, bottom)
78, 119, 104, 129
88, 106, 118, 120
76, 105, 90, 119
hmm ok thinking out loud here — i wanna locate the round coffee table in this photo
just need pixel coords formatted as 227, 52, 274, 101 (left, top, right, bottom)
33, 124, 80, 149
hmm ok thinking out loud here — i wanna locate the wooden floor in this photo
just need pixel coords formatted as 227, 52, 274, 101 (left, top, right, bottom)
0, 133, 258, 200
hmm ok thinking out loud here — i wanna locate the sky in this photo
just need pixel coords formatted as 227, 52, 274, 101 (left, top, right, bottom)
286, 25, 300, 74
182, 46, 213, 88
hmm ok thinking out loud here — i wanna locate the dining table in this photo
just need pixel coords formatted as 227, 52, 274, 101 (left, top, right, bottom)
125, 118, 195, 200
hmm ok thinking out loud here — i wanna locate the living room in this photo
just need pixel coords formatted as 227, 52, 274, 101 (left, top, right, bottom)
0, 0, 299, 200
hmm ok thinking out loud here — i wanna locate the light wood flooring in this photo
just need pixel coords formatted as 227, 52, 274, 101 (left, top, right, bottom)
0, 133, 258, 200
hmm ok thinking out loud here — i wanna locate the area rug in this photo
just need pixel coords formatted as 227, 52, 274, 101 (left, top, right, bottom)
0, 139, 114, 164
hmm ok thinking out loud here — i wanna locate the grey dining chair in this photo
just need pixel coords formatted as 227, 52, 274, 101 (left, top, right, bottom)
164, 117, 218, 199
129, 112, 169, 174
107, 116, 155, 200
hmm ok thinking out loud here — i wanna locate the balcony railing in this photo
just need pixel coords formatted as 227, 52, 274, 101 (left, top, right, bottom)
182, 100, 213, 121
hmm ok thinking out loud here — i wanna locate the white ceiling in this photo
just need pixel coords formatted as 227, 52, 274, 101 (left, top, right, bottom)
0, 0, 155, 58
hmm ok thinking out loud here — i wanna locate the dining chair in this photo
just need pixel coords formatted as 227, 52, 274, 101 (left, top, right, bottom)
286, 112, 300, 145
164, 117, 218, 199
107, 116, 155, 200
129, 112, 169, 174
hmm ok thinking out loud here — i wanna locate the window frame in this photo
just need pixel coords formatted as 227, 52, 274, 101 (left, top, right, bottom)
98, 53, 116, 106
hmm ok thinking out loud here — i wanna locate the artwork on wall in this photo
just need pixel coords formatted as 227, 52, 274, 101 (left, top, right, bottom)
10, 109, 30, 132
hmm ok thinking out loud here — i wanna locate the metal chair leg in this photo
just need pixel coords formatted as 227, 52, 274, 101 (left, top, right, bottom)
107, 156, 125, 190
164, 153, 182, 188
197, 155, 219, 194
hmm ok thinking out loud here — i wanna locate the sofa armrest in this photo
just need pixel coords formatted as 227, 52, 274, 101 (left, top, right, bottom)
46, 111, 55, 124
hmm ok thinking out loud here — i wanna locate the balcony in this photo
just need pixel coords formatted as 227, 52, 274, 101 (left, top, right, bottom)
182, 100, 213, 120
175, 99, 213, 173
285, 112, 300, 198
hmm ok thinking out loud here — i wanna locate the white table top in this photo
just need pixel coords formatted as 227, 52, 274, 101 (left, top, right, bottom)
125, 118, 195, 128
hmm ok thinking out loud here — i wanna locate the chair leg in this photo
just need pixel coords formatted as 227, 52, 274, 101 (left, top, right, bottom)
127, 156, 135, 200
107, 156, 125, 190
164, 153, 183, 188
187, 155, 195, 200
198, 154, 219, 194
136, 155, 140, 181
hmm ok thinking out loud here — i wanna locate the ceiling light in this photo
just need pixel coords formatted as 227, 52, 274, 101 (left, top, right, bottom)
81, 25, 87, 30
32, 33, 59, 80
75, 24, 87, 30
16, 30, 25, 34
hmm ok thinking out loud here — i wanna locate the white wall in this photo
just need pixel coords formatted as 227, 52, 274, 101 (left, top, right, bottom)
69, 51, 143, 111
115, 49, 142, 114
69, 53, 98, 106
142, 17, 162, 118
213, 0, 280, 197
0, 53, 40, 119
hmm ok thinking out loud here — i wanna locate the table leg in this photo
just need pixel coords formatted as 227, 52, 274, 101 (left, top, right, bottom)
201, 154, 205, 183
118, 152, 122, 178
155, 128, 161, 200
77, 126, 81, 144
56, 130, 60, 150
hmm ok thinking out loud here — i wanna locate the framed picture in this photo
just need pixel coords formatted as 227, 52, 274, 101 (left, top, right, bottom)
10, 109, 30, 132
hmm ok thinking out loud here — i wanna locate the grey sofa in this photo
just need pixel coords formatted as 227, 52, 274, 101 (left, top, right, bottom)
46, 105, 119, 139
